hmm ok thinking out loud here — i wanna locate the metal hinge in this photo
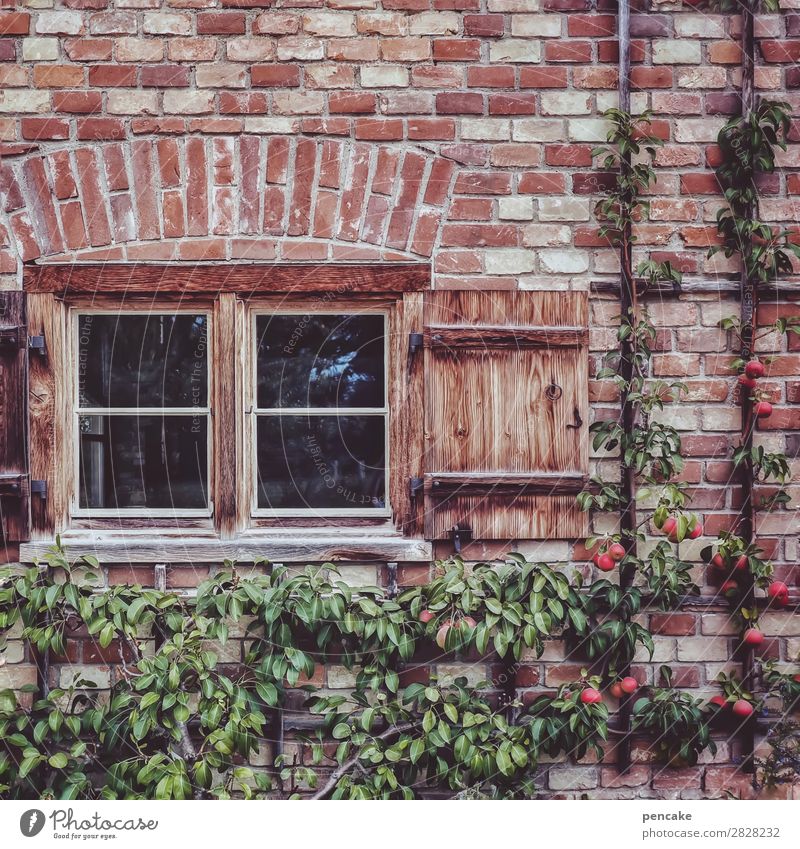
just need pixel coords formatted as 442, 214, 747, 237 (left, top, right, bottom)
409, 476, 424, 501
31, 480, 47, 500
407, 331, 423, 375
449, 522, 473, 554
29, 335, 46, 357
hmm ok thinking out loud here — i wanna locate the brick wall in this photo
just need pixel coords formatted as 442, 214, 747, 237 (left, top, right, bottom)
1, 0, 799, 799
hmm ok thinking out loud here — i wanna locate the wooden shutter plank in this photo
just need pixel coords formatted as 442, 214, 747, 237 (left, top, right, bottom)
425, 325, 588, 349
423, 290, 588, 541
391, 291, 424, 536
28, 293, 68, 540
0, 291, 31, 543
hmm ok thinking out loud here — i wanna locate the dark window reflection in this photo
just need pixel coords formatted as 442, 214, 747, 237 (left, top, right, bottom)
256, 415, 385, 510
256, 314, 385, 409
77, 314, 208, 408
79, 415, 208, 510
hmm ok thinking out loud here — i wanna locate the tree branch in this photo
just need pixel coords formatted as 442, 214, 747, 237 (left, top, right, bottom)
310, 721, 417, 800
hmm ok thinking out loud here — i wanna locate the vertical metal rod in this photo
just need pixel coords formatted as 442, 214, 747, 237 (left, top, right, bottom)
738, 0, 757, 775
36, 564, 51, 699
616, 0, 636, 774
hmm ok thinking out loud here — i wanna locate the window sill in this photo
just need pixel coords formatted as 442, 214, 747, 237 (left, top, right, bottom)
19, 530, 432, 564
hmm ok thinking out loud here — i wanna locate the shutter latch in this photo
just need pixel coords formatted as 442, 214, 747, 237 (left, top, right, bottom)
449, 523, 473, 555
0, 326, 22, 352
409, 476, 424, 501
407, 331, 423, 374
29, 335, 47, 358
31, 480, 47, 500
0, 474, 28, 497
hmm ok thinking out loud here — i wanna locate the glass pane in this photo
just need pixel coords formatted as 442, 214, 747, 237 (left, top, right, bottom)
257, 415, 385, 510
77, 314, 208, 408
78, 415, 208, 509
256, 314, 385, 409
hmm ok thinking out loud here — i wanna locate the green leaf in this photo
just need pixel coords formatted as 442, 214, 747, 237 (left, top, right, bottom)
48, 752, 69, 769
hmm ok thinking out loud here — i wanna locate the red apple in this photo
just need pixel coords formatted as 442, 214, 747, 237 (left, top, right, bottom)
733, 555, 748, 571
711, 553, 726, 570
754, 401, 773, 418
743, 628, 764, 646
738, 374, 757, 390
580, 688, 603, 705
793, 675, 800, 684
721, 580, 739, 594
688, 522, 703, 539
661, 516, 677, 539
608, 542, 626, 562
767, 581, 789, 608
709, 695, 728, 709
435, 623, 451, 650
595, 553, 615, 572
463, 616, 477, 629
744, 360, 765, 379
419, 609, 435, 624
732, 699, 754, 718
620, 676, 638, 695
609, 682, 624, 699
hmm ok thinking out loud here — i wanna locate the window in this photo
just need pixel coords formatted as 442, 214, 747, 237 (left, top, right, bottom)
73, 311, 211, 515
252, 311, 389, 516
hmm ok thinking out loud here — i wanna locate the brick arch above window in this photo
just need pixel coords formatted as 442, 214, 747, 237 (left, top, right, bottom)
0, 136, 459, 270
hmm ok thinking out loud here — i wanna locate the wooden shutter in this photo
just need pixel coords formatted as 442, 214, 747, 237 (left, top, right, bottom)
0, 291, 31, 543
422, 290, 588, 541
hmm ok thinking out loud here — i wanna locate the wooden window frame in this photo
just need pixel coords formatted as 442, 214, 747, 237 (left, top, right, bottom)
21, 264, 429, 561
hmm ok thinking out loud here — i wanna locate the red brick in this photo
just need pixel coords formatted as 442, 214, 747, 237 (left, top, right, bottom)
197, 12, 246, 34
520, 67, 569, 88
21, 118, 69, 141
88, 64, 137, 87
64, 37, 113, 62
141, 65, 190, 88
0, 12, 30, 35
408, 117, 455, 140
49, 151, 77, 200
386, 150, 427, 249
77, 118, 126, 141
33, 65, 84, 89
53, 90, 102, 113
23, 156, 65, 256
568, 14, 616, 37
185, 137, 209, 236
336, 142, 371, 240
251, 64, 301, 87
650, 613, 696, 636
546, 144, 593, 167
454, 172, 512, 195
60, 199, 88, 251
467, 66, 515, 88
354, 118, 403, 141
329, 92, 376, 114
441, 224, 517, 248
433, 38, 480, 61
518, 173, 566, 194
74, 148, 111, 246
630, 67, 673, 89
489, 94, 537, 115
436, 92, 483, 115
463, 14, 504, 37
761, 40, 800, 62
544, 41, 592, 63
